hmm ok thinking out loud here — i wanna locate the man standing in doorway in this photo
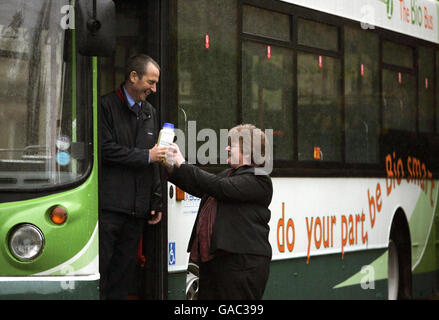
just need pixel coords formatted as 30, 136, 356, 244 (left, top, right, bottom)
99, 54, 167, 300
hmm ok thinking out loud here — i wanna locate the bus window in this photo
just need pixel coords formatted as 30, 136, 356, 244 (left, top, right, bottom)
382, 69, 416, 132
297, 53, 342, 162
242, 41, 294, 161
418, 46, 434, 132
344, 26, 379, 164
99, 1, 151, 96
176, 0, 238, 155
0, 0, 91, 190
298, 19, 339, 52
382, 41, 413, 69
243, 5, 291, 42
382, 40, 416, 132
437, 51, 439, 133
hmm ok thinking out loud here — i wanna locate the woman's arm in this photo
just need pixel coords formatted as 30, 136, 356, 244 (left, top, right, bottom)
172, 163, 271, 203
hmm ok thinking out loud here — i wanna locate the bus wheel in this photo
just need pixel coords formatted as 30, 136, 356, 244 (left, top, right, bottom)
186, 262, 199, 300
387, 239, 399, 300
388, 211, 412, 300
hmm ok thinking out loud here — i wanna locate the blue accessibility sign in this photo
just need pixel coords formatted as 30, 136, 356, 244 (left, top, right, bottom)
168, 242, 176, 265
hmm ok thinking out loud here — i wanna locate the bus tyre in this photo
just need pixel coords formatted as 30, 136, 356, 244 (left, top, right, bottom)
389, 214, 412, 300
186, 262, 199, 300
387, 240, 399, 300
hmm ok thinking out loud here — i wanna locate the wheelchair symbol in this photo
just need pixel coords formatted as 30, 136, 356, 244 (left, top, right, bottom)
169, 242, 176, 265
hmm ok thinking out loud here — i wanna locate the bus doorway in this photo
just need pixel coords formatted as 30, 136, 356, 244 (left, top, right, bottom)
98, 0, 167, 300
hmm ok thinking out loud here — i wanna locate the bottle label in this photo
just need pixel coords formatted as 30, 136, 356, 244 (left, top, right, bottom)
158, 130, 174, 147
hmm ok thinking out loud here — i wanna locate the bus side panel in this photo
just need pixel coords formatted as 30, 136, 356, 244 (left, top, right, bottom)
264, 248, 387, 299
168, 175, 438, 299
410, 180, 439, 298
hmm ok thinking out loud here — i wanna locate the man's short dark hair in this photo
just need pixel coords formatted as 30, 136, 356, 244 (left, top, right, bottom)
125, 54, 160, 80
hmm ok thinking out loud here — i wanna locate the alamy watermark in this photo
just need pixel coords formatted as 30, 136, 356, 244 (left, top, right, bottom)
360, 265, 375, 290
60, 265, 75, 290
171, 121, 273, 175
360, 5, 377, 30
60, 5, 75, 30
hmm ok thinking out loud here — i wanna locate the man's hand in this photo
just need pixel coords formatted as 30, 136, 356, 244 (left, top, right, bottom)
148, 210, 162, 225
149, 144, 168, 163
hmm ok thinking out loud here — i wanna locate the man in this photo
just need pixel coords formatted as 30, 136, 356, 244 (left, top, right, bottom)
99, 54, 167, 300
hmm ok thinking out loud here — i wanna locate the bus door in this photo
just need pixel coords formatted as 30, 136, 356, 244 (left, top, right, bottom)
98, 0, 167, 300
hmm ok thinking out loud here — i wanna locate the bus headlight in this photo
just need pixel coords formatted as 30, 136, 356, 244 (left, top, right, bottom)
9, 224, 44, 261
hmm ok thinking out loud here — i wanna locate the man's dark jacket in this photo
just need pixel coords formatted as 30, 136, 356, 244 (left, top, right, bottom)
169, 164, 272, 258
100, 86, 162, 218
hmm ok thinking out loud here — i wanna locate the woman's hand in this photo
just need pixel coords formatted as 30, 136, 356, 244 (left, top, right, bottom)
165, 143, 185, 168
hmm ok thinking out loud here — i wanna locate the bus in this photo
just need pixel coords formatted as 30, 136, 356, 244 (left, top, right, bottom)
0, 0, 113, 299
0, 0, 438, 300
166, 0, 439, 300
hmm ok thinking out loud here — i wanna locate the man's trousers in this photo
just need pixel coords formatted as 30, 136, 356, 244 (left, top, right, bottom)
99, 210, 144, 300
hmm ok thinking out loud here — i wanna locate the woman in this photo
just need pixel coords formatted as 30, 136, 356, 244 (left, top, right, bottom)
165, 124, 273, 300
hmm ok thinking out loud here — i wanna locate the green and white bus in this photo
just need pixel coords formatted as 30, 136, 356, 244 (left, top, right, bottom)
1, 0, 439, 300
167, 0, 439, 300
0, 1, 103, 299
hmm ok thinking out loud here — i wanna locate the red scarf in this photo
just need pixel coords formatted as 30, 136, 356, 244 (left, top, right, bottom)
189, 168, 236, 263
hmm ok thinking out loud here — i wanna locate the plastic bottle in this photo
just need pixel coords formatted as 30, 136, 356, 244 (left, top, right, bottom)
157, 122, 175, 147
